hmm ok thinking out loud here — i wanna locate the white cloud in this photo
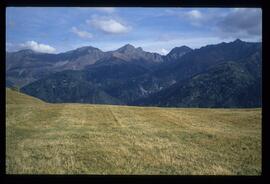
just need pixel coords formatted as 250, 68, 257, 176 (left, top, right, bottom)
87, 16, 131, 34
71, 26, 93, 39
95, 7, 115, 13
19, 41, 56, 53
160, 48, 169, 55
186, 10, 202, 20
178, 9, 205, 27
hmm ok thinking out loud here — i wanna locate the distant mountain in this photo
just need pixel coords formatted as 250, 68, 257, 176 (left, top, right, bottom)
55, 46, 106, 70
116, 44, 142, 54
6, 46, 107, 87
112, 44, 164, 63
20, 50, 179, 104
131, 61, 261, 108
6, 50, 57, 87
20, 70, 124, 104
9, 39, 262, 107
130, 39, 261, 107
6, 44, 164, 87
165, 46, 192, 62
154, 39, 261, 82
6, 79, 14, 88
20, 60, 155, 104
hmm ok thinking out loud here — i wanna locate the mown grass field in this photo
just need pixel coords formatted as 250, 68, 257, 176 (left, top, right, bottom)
6, 88, 261, 175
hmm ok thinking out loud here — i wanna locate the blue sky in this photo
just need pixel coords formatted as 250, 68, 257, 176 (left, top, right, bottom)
6, 7, 262, 55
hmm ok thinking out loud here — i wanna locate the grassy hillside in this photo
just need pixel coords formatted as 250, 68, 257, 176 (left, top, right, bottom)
6, 88, 45, 105
6, 88, 261, 175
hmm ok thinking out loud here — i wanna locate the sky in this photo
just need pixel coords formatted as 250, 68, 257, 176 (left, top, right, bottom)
6, 7, 262, 55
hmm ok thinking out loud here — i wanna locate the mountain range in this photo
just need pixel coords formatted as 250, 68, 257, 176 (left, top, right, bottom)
6, 39, 262, 107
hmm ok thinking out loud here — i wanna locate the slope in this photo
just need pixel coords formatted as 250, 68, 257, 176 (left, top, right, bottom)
131, 61, 261, 107
6, 88, 261, 175
154, 39, 261, 82
6, 88, 45, 105
20, 70, 124, 104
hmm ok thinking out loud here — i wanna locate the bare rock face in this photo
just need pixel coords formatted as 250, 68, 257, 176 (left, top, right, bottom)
109, 44, 164, 63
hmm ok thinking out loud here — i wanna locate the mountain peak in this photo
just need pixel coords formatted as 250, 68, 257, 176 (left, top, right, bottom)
233, 39, 243, 43
75, 46, 100, 52
123, 43, 135, 48
167, 46, 192, 58
137, 47, 143, 51
16, 49, 37, 54
117, 44, 137, 53
169, 46, 192, 53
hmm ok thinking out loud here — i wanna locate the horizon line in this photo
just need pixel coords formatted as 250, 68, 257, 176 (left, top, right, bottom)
6, 38, 262, 55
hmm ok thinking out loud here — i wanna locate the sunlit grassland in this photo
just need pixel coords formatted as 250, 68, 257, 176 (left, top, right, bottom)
6, 88, 261, 175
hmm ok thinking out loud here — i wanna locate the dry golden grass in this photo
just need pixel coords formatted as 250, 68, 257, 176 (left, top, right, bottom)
6, 88, 261, 175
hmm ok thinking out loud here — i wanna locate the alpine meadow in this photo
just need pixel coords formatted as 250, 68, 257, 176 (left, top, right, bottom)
6, 7, 262, 175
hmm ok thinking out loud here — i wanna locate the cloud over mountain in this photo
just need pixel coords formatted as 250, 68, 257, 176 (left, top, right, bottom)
20, 41, 56, 53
